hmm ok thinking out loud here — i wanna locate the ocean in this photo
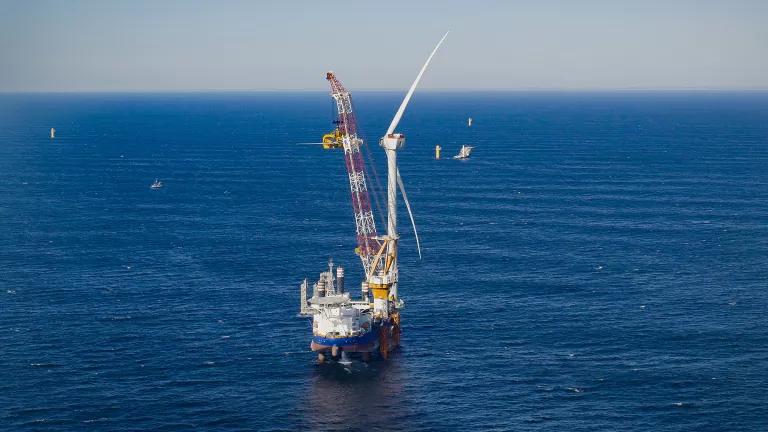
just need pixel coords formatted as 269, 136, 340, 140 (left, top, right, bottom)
1, 91, 767, 431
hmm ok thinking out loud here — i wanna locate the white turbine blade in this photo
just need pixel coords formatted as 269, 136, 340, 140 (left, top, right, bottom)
386, 31, 449, 136
397, 168, 422, 260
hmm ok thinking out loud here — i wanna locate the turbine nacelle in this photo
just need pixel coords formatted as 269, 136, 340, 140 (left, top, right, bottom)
380, 133, 405, 151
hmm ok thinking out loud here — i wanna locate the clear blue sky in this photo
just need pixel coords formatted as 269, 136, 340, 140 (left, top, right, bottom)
1, 0, 767, 91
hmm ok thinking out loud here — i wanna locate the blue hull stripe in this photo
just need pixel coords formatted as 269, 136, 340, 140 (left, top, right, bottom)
313, 329, 378, 347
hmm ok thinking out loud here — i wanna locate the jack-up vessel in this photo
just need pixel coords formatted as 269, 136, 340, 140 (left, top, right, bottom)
299, 33, 448, 363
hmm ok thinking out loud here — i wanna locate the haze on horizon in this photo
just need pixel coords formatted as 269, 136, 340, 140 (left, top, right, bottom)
1, 0, 767, 92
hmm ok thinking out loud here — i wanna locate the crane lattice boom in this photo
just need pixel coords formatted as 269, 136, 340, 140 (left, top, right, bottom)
326, 72, 378, 275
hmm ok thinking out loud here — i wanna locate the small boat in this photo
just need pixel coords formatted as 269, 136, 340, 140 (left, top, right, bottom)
467, 117, 473, 127
150, 179, 163, 189
453, 145, 474, 159
50, 128, 56, 139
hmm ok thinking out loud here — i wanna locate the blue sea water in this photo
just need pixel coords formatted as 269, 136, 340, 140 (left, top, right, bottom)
1, 91, 767, 431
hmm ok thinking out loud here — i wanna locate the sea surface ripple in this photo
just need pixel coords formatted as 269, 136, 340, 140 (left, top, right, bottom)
1, 91, 767, 431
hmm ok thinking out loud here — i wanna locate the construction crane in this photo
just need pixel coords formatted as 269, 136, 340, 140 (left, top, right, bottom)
325, 71, 380, 276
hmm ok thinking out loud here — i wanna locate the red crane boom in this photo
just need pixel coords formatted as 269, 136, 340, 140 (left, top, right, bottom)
325, 72, 379, 275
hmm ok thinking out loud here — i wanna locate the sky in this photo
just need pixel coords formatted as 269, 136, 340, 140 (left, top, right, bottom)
1, 0, 767, 91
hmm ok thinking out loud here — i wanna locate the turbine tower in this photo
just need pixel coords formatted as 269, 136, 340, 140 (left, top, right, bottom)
370, 31, 449, 318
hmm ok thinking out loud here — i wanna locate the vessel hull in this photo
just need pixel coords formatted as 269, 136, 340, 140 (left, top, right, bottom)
311, 329, 378, 353
310, 321, 400, 355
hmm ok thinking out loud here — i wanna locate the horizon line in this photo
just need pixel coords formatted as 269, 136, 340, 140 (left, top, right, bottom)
3, 87, 768, 94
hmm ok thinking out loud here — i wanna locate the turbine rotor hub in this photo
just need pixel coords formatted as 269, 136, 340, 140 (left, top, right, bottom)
381, 133, 405, 151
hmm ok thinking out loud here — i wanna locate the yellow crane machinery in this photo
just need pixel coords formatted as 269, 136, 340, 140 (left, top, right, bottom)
295, 126, 343, 149
321, 128, 343, 149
